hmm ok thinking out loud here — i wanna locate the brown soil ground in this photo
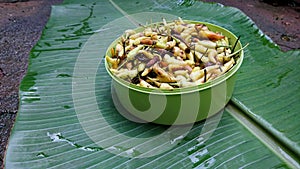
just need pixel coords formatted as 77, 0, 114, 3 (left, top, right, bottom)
0, 0, 299, 168
202, 0, 300, 51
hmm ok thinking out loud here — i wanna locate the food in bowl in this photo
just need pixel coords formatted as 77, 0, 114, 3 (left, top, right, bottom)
104, 18, 246, 125
106, 18, 246, 90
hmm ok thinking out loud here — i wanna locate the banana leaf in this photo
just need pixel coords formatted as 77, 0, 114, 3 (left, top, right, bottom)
5, 0, 300, 168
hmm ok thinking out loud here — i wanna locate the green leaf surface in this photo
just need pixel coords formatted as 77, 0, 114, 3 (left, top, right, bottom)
5, 0, 300, 168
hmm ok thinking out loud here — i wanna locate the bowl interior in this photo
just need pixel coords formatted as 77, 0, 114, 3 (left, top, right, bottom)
104, 20, 243, 95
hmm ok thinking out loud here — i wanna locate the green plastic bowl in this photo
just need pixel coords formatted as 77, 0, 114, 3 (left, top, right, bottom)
105, 20, 244, 125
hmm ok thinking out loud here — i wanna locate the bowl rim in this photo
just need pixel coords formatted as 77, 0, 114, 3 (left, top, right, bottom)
104, 20, 244, 95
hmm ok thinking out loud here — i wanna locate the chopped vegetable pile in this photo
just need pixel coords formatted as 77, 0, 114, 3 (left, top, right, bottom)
106, 18, 246, 89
